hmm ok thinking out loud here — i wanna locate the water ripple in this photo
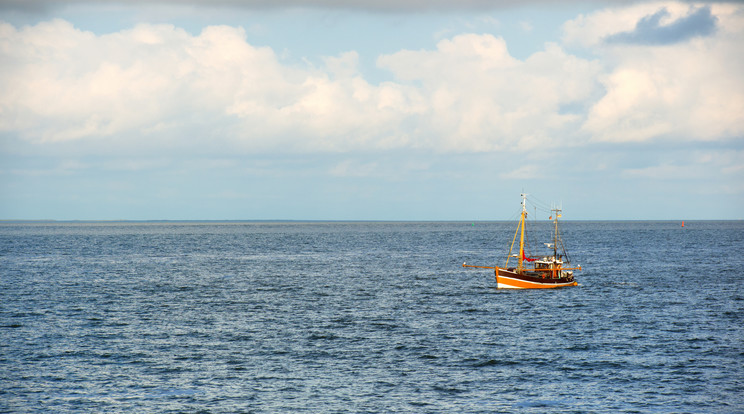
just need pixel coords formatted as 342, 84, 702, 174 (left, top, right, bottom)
1, 221, 743, 412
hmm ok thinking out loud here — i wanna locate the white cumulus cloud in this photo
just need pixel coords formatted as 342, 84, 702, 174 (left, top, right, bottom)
378, 34, 602, 151
566, 3, 744, 143
0, 19, 419, 151
0, 19, 602, 153
1, 1, 742, 157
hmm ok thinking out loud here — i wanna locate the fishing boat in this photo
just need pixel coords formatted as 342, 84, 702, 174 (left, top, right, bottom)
463, 193, 581, 289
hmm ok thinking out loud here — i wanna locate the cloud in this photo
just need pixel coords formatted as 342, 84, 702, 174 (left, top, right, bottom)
620, 148, 744, 183
1, 2, 742, 157
565, 3, 744, 143
0, 19, 604, 154
604, 5, 717, 45
498, 164, 543, 180
0, 0, 646, 13
563, 2, 729, 48
0, 20, 280, 143
377, 35, 602, 151
621, 163, 702, 179
329, 160, 378, 178
0, 19, 415, 151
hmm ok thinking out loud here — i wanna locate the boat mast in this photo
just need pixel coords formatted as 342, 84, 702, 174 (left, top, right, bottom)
517, 193, 527, 273
552, 206, 560, 260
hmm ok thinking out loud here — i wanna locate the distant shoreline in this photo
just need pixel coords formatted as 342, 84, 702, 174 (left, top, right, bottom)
1, 219, 741, 224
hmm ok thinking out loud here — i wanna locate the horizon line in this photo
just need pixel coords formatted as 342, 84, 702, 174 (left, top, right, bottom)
1, 218, 739, 223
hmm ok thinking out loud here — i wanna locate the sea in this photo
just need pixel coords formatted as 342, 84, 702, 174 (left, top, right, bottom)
1, 220, 742, 413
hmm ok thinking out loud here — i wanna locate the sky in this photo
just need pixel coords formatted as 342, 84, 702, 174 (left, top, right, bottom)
0, 0, 742, 220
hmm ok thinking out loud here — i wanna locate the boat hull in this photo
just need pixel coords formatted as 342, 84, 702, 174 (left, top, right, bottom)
496, 268, 577, 289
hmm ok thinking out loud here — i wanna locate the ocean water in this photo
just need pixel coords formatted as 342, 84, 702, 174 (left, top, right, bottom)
1, 220, 742, 413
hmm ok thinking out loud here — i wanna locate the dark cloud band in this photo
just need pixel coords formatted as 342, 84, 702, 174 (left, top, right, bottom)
0, 0, 701, 13
604, 5, 718, 45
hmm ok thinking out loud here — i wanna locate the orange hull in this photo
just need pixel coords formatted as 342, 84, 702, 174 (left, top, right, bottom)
496, 268, 577, 289
462, 194, 582, 289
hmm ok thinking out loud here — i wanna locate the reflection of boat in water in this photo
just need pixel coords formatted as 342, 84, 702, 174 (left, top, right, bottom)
463, 193, 581, 289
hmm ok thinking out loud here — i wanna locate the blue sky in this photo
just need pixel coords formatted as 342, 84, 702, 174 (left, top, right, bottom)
1, 0, 742, 220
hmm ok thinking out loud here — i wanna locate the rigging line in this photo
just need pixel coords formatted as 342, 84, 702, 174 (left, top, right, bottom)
528, 195, 556, 214
503, 208, 522, 225
524, 208, 543, 258
530, 195, 550, 206
481, 219, 506, 248
532, 205, 553, 216
529, 193, 552, 207
531, 200, 553, 212
531, 205, 553, 216
499, 209, 523, 258
507, 207, 522, 221
477, 208, 520, 260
